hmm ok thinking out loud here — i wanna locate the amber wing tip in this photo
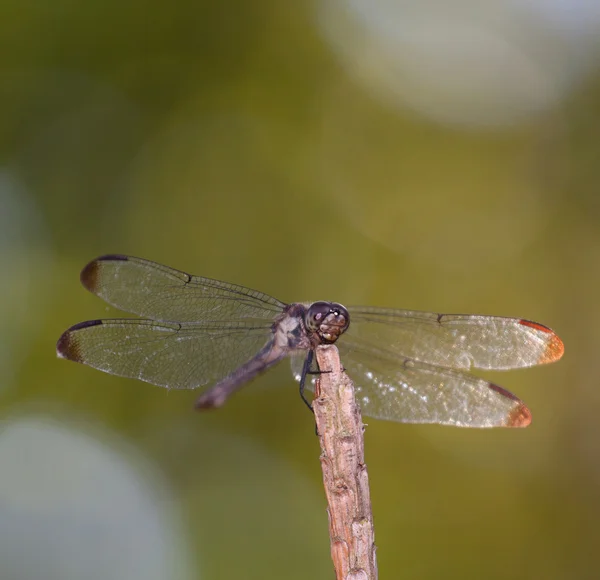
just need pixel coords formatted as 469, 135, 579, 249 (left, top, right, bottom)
519, 319, 565, 364
508, 403, 532, 428
56, 320, 102, 362
80, 254, 129, 293
56, 331, 70, 359
80, 259, 100, 293
56, 329, 78, 361
545, 333, 565, 363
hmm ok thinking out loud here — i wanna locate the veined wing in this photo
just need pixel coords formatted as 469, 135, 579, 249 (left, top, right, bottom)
57, 318, 274, 390
337, 341, 531, 427
293, 342, 530, 427
347, 306, 564, 371
79, 255, 286, 322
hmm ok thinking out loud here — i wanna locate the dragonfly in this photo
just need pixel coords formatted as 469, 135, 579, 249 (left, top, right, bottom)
56, 255, 564, 428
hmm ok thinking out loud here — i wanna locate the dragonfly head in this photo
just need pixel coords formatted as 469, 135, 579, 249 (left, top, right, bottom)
305, 302, 350, 344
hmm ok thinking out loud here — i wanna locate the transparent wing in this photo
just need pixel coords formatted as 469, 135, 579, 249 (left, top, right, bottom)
323, 341, 530, 426
57, 318, 275, 390
79, 254, 286, 322
347, 306, 564, 371
290, 345, 530, 427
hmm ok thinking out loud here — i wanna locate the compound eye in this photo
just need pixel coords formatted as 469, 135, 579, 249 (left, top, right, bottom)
331, 303, 350, 331
306, 302, 332, 331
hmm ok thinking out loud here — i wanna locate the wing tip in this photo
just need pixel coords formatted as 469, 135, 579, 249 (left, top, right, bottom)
488, 382, 532, 427
80, 254, 130, 293
519, 319, 565, 364
543, 333, 565, 364
57, 329, 76, 361
507, 403, 532, 427
56, 320, 102, 362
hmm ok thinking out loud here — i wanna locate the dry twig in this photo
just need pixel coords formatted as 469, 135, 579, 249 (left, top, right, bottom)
313, 344, 378, 580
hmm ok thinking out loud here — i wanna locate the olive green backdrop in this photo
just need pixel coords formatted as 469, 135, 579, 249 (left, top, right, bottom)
1, 2, 598, 579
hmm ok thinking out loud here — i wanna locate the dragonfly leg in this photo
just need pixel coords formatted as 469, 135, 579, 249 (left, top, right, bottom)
299, 350, 315, 413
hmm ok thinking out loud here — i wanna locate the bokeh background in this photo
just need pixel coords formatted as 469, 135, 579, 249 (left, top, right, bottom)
1, 1, 599, 578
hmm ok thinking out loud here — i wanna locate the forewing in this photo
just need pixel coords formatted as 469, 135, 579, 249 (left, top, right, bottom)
348, 306, 564, 371
336, 341, 531, 427
57, 318, 274, 390
80, 255, 286, 322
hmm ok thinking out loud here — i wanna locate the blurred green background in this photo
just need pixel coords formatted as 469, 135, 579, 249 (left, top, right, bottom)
1, 1, 599, 579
